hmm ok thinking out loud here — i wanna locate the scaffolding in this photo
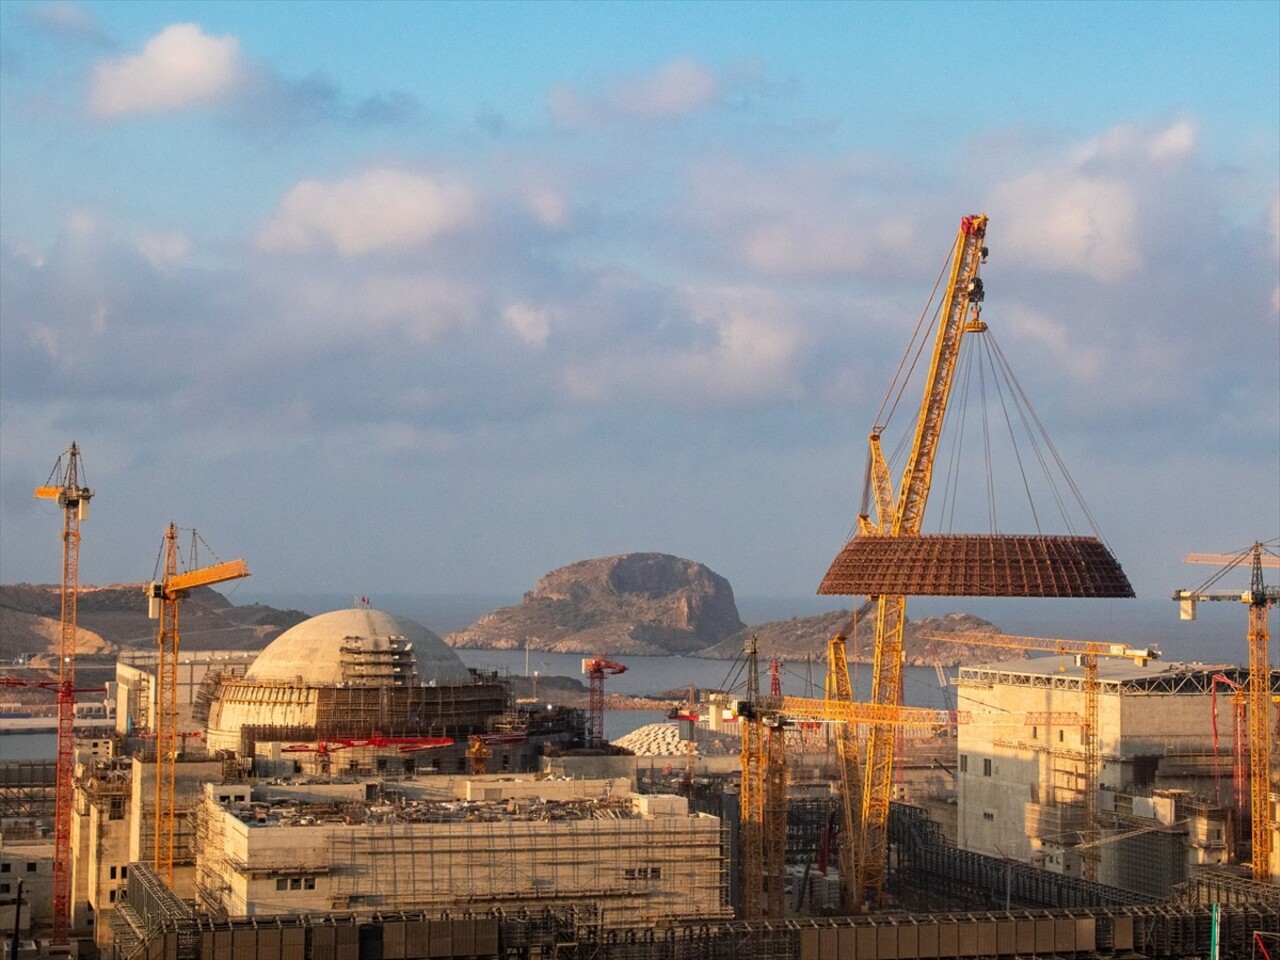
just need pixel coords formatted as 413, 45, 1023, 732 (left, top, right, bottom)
323, 807, 730, 924
0, 759, 56, 820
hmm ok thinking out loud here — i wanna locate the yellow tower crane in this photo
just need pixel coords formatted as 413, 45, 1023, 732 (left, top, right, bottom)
721, 634, 966, 918
1175, 541, 1279, 883
925, 632, 1157, 881
33, 442, 93, 947
145, 523, 248, 882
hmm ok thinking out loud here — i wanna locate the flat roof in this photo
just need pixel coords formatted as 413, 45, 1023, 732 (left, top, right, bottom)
956, 656, 1280, 695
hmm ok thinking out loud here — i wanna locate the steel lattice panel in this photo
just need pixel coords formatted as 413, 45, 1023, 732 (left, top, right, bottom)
818, 534, 1134, 598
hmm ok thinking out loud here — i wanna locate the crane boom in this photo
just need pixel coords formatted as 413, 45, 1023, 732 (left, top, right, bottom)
857, 214, 990, 905
1185, 552, 1280, 568
164, 558, 251, 595
33, 442, 92, 946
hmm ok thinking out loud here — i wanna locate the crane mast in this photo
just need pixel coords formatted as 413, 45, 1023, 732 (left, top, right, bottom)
858, 214, 989, 904
1176, 542, 1278, 883
720, 635, 963, 918
146, 524, 249, 883
33, 442, 93, 946
825, 635, 863, 913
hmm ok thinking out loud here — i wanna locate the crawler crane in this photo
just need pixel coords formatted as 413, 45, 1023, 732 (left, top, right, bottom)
1175, 541, 1279, 883
145, 523, 248, 883
924, 631, 1157, 881
817, 214, 1132, 906
33, 442, 92, 946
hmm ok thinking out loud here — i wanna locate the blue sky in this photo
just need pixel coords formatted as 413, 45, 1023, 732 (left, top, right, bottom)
1, 1, 1277, 615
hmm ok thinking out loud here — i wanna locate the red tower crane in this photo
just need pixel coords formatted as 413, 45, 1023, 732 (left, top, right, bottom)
1209, 672, 1248, 854
33, 442, 93, 946
581, 656, 626, 748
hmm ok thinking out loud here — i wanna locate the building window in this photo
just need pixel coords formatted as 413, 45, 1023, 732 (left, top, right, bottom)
1031, 726, 1038, 740
959, 755, 968, 773
25, 863, 35, 873
1, 863, 9, 874
110, 867, 117, 880
983, 811, 995, 821
121, 866, 128, 879
276, 879, 288, 891
982, 758, 992, 777
1058, 729, 1065, 743
290, 877, 301, 890
303, 877, 316, 890
109, 797, 124, 820
0, 883, 9, 894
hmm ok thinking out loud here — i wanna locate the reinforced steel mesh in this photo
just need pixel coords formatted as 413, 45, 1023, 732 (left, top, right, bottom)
818, 534, 1134, 598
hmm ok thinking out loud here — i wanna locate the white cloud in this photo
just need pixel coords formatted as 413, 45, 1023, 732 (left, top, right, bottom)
1074, 119, 1199, 165
504, 303, 553, 347
1149, 121, 1197, 160
135, 230, 192, 267
563, 288, 800, 409
90, 23, 245, 117
25, 2, 109, 44
550, 58, 721, 128
257, 168, 474, 256
268, 269, 476, 343
524, 189, 568, 228
990, 171, 1140, 283
1004, 306, 1103, 381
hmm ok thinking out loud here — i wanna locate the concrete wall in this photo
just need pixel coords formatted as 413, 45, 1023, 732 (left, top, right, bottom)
128, 756, 224, 895
0, 842, 52, 930
956, 668, 1223, 883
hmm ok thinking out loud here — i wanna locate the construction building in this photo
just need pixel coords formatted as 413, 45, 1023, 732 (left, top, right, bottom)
185, 776, 728, 925
114, 651, 256, 738
65, 606, 587, 953
956, 655, 1280, 893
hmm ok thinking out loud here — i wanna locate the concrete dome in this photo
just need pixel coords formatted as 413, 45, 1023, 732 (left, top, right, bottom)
245, 607, 473, 687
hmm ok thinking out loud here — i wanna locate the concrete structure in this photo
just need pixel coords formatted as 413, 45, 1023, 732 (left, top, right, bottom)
192, 775, 730, 925
956, 656, 1279, 892
70, 754, 224, 951
0, 839, 52, 936
202, 609, 511, 763
65, 607, 584, 950
115, 650, 256, 736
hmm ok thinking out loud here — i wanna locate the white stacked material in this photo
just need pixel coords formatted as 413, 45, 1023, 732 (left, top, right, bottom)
614, 722, 741, 756
614, 722, 683, 756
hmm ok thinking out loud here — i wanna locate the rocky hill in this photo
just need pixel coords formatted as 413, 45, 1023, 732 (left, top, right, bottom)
446, 553, 1011, 664
0, 583, 308, 664
447, 553, 745, 656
